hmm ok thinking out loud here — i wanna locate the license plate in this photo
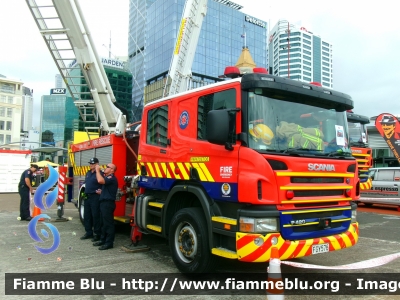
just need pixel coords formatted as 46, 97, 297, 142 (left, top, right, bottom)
312, 243, 329, 254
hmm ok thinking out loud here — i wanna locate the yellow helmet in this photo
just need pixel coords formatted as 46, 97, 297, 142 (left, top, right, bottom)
249, 124, 274, 145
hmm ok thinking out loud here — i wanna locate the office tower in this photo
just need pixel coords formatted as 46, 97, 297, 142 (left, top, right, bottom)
129, 0, 268, 121
269, 20, 333, 88
21, 86, 33, 132
55, 74, 65, 89
67, 57, 133, 131
40, 93, 77, 147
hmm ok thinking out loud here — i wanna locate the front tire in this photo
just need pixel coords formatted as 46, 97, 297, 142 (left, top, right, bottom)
169, 207, 216, 273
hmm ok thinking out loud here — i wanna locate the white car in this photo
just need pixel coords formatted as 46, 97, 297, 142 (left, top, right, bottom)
359, 167, 400, 207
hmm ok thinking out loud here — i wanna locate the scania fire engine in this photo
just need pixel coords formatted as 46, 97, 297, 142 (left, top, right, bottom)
27, 0, 359, 273
131, 68, 360, 272
347, 111, 373, 190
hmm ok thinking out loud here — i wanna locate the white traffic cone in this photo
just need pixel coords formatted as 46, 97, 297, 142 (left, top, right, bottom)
267, 247, 284, 300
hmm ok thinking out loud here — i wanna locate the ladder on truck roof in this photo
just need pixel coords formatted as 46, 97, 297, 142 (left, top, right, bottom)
26, 0, 125, 135
163, 0, 208, 97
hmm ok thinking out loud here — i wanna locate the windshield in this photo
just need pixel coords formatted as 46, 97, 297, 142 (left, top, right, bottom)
348, 121, 368, 146
246, 91, 351, 156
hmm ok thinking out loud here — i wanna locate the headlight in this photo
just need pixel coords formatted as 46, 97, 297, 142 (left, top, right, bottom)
351, 209, 357, 222
239, 217, 278, 233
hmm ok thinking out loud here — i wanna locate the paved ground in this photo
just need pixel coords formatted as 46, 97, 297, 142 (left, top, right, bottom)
1, 193, 400, 300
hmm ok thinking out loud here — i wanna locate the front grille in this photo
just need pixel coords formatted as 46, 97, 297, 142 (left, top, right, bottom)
294, 202, 339, 208
280, 207, 352, 240
293, 222, 342, 232
291, 177, 343, 183
291, 210, 344, 220
294, 190, 343, 197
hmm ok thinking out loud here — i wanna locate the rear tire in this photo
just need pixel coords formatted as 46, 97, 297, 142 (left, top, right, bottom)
79, 196, 85, 225
169, 207, 216, 273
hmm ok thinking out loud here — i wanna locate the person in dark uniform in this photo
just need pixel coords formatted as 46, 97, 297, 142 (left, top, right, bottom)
93, 162, 118, 250
18, 164, 39, 221
80, 157, 103, 241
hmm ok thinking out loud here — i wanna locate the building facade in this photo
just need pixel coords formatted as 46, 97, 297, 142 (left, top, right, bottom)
101, 57, 133, 123
40, 93, 77, 148
0, 75, 23, 149
20, 129, 40, 151
67, 57, 133, 130
55, 74, 65, 89
128, 0, 268, 121
21, 86, 34, 132
268, 20, 333, 88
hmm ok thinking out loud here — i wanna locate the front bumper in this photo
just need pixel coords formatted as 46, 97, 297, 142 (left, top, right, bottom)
232, 222, 359, 262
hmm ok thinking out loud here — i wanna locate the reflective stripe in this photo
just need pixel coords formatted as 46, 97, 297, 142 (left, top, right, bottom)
289, 126, 323, 150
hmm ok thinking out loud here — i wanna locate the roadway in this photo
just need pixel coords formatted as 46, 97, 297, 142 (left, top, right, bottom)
1, 193, 400, 300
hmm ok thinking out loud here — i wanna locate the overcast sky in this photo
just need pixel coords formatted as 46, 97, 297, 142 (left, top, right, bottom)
1, 0, 399, 129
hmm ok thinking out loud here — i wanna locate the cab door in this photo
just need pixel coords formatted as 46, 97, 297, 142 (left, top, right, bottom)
173, 85, 240, 202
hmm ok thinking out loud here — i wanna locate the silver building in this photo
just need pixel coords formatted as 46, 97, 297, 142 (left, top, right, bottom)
269, 19, 333, 88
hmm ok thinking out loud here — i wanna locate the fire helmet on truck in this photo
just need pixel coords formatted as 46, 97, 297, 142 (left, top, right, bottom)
249, 124, 274, 145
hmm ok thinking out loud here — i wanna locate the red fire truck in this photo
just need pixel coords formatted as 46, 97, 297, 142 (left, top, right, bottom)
134, 69, 360, 272
347, 111, 373, 190
68, 68, 360, 273
27, 0, 359, 273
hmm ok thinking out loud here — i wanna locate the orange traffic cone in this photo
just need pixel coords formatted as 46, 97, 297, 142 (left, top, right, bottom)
267, 246, 284, 300
32, 206, 44, 221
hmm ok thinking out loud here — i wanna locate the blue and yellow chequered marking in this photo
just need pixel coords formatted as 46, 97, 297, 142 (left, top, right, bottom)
137, 162, 215, 182
72, 164, 108, 176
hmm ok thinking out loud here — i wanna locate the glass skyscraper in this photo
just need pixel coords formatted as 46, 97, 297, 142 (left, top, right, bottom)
128, 0, 268, 121
40, 94, 77, 147
268, 20, 333, 88
65, 58, 133, 132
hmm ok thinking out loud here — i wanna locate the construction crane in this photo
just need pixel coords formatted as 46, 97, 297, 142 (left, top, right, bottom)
26, 0, 126, 135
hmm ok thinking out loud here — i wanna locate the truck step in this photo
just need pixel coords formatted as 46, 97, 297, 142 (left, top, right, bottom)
212, 247, 238, 259
114, 216, 131, 224
148, 202, 164, 208
146, 224, 162, 232
211, 216, 237, 225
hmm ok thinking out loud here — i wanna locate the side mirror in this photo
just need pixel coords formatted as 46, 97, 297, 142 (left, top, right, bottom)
206, 110, 230, 145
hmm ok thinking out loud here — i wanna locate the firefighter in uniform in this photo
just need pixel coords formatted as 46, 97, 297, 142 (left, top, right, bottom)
18, 164, 39, 221
93, 163, 118, 250
80, 157, 103, 241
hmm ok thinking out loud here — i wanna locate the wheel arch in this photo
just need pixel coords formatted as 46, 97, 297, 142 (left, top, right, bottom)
162, 184, 215, 247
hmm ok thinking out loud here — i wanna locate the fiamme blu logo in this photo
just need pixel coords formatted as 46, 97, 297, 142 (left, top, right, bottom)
28, 165, 60, 254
